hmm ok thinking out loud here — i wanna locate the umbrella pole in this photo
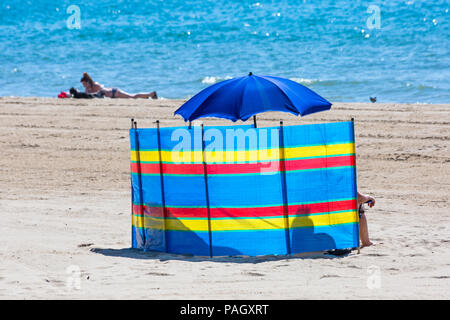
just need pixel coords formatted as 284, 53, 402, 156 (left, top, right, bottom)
201, 124, 213, 258
156, 120, 169, 253
253, 115, 257, 128
189, 121, 192, 129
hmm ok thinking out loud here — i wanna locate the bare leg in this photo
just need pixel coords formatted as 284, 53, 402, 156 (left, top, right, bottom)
133, 91, 157, 99
113, 89, 157, 99
359, 212, 373, 247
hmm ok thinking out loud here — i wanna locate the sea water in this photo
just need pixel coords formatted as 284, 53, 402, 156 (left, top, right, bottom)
0, 0, 449, 103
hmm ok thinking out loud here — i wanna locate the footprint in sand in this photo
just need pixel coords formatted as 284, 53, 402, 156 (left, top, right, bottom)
404, 253, 425, 257
146, 272, 173, 276
243, 271, 265, 277
431, 276, 450, 279
320, 274, 341, 279
366, 253, 388, 257
78, 243, 94, 248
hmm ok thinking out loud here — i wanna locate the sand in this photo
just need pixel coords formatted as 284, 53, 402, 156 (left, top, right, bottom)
0, 97, 449, 299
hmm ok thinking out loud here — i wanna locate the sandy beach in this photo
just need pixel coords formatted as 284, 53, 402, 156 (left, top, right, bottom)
0, 97, 449, 299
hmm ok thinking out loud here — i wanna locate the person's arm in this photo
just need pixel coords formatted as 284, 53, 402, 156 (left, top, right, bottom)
85, 84, 94, 93
357, 192, 375, 207
85, 82, 103, 93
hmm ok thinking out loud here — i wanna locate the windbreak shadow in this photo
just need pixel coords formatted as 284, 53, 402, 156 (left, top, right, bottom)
124, 204, 349, 262
136, 205, 242, 257
90, 246, 342, 264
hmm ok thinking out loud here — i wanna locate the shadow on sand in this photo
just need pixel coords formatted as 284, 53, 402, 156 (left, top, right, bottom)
91, 210, 351, 264
111, 202, 353, 263
90, 247, 350, 264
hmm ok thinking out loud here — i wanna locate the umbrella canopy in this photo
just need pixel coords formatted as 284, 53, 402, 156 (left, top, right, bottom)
174, 73, 332, 122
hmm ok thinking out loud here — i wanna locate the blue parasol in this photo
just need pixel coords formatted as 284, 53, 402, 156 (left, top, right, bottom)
174, 73, 332, 123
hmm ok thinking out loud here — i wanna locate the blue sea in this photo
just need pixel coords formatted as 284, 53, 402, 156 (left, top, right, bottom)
0, 0, 449, 103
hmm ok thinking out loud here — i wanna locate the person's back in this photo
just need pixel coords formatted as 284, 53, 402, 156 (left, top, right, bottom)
80, 72, 103, 93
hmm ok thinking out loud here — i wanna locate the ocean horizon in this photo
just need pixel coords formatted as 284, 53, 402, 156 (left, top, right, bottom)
0, 0, 449, 103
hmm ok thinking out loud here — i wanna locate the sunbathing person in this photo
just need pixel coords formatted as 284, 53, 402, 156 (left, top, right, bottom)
357, 191, 376, 247
80, 72, 157, 99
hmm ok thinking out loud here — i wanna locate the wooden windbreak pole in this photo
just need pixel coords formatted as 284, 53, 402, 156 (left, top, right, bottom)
130, 119, 135, 246
132, 119, 145, 247
201, 124, 213, 258
156, 120, 169, 253
351, 118, 361, 254
279, 121, 292, 255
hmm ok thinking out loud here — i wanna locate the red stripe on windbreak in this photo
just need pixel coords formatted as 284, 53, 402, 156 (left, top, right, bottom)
130, 162, 205, 175
285, 155, 355, 171
287, 200, 356, 215
132, 200, 356, 219
130, 155, 355, 175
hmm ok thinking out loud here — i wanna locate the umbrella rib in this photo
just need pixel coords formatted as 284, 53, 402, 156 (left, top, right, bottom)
187, 81, 235, 121
175, 78, 234, 121
238, 78, 251, 120
259, 76, 303, 113
189, 76, 248, 121
249, 76, 300, 119
260, 76, 331, 115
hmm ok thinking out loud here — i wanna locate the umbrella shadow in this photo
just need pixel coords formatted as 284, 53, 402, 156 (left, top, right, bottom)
290, 205, 340, 254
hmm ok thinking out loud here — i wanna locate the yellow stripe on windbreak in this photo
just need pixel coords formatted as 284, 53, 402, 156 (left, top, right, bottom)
132, 210, 358, 231
130, 143, 354, 163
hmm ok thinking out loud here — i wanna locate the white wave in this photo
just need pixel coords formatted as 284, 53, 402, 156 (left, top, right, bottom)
202, 76, 318, 86
201, 76, 232, 84
290, 77, 317, 85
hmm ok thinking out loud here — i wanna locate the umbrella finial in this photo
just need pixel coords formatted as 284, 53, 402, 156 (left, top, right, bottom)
248, 72, 253, 76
